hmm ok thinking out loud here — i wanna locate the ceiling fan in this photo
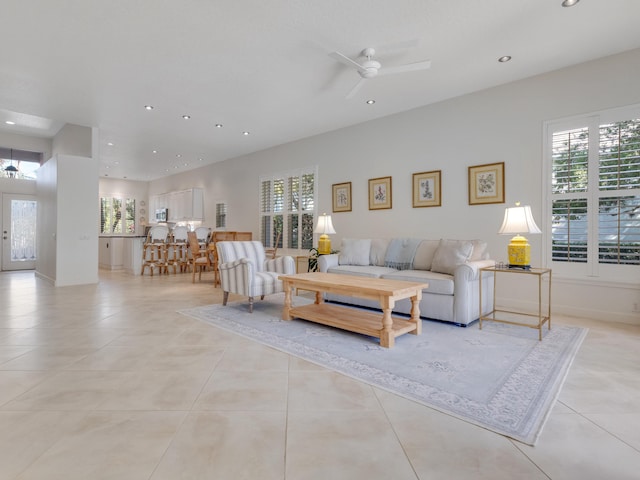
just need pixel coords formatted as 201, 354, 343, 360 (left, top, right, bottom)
329, 47, 431, 99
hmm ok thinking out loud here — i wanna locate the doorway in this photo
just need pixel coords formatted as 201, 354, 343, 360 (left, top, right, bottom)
2, 193, 37, 270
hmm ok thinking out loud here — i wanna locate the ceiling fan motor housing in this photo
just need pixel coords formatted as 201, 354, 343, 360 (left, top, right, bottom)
359, 60, 381, 78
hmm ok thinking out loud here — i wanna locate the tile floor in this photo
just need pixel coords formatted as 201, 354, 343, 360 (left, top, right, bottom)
0, 269, 639, 479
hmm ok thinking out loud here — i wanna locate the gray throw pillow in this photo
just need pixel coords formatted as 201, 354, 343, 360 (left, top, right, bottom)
431, 239, 473, 275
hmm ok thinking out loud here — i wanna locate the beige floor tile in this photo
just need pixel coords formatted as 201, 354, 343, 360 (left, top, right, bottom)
67, 345, 225, 372
516, 412, 640, 480
151, 411, 286, 480
0, 346, 95, 371
376, 390, 546, 479
286, 410, 418, 480
2, 370, 210, 411
0, 328, 124, 348
559, 371, 640, 414
213, 343, 290, 372
16, 411, 185, 480
584, 412, 640, 451
288, 370, 381, 411
194, 370, 288, 411
0, 371, 49, 406
0, 411, 86, 479
0, 345, 33, 364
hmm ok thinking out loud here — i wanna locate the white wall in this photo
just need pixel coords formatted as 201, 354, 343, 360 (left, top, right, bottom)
0, 132, 52, 160
52, 124, 92, 158
152, 48, 639, 325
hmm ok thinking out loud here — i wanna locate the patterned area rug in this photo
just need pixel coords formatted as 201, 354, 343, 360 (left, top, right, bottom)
179, 294, 587, 445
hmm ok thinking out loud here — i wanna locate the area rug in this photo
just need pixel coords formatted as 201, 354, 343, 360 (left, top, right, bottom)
179, 294, 587, 445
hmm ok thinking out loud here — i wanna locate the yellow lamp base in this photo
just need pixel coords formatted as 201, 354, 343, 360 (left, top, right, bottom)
317, 234, 331, 255
507, 234, 531, 269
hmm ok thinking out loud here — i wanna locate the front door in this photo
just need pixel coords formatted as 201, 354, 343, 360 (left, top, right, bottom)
2, 193, 37, 270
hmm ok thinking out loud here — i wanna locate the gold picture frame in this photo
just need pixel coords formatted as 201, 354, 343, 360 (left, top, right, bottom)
412, 170, 441, 208
368, 176, 392, 210
332, 181, 352, 212
468, 162, 505, 205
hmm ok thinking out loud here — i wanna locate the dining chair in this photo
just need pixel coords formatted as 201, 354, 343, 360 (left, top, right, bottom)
187, 231, 211, 282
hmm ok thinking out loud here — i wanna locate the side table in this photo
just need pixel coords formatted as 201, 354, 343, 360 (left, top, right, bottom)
479, 266, 552, 341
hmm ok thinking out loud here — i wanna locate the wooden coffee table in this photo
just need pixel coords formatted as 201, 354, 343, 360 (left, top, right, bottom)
279, 272, 428, 348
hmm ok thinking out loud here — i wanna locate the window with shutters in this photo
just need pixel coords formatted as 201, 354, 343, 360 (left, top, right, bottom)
100, 196, 136, 235
545, 104, 640, 281
260, 167, 317, 250
215, 202, 227, 229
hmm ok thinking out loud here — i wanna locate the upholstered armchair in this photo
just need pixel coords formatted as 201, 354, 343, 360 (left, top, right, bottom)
216, 241, 296, 312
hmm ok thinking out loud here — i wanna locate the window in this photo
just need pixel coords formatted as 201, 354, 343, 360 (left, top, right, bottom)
545, 105, 640, 281
0, 147, 42, 180
260, 167, 317, 250
215, 202, 227, 229
100, 196, 136, 235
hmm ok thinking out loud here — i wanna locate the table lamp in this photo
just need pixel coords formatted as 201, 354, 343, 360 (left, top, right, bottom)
314, 213, 336, 255
498, 202, 541, 269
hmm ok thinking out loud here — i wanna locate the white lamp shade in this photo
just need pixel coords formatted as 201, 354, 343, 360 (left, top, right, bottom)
314, 213, 336, 235
498, 205, 541, 235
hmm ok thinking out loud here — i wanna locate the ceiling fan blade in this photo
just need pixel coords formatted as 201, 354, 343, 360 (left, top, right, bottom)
378, 60, 432, 76
329, 51, 365, 70
346, 78, 367, 99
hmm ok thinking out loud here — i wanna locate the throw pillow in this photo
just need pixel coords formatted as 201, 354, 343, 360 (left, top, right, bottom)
431, 239, 474, 275
469, 240, 489, 261
369, 238, 391, 266
338, 238, 371, 266
412, 239, 440, 270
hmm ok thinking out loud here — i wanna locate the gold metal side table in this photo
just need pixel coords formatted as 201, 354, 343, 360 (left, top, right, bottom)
479, 266, 552, 341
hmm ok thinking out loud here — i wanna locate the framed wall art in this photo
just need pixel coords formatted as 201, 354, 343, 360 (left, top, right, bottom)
332, 181, 352, 212
412, 170, 441, 208
368, 176, 392, 210
468, 162, 505, 205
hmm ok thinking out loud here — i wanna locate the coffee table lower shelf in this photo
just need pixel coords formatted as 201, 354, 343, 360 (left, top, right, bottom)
288, 303, 418, 340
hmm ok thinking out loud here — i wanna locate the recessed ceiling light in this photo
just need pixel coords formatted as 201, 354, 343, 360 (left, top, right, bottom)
182, 115, 191, 120
176, 154, 181, 158
144, 105, 154, 110
107, 142, 114, 146
198, 158, 203, 161
152, 150, 158, 154
5, 120, 15, 125
105, 166, 110, 169
498, 55, 512, 63
561, 0, 579, 7
114, 161, 119, 165
242, 131, 250, 136
174, 165, 179, 169
183, 163, 188, 166
366, 99, 376, 105
215, 123, 223, 128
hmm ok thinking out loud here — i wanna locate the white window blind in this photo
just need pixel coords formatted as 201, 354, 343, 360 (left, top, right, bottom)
260, 167, 317, 250
100, 196, 136, 235
546, 106, 640, 280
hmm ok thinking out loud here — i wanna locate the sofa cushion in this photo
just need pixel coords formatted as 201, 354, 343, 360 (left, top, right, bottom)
412, 239, 440, 271
327, 265, 397, 279
470, 240, 489, 261
431, 239, 473, 275
370, 238, 391, 266
338, 238, 371, 266
382, 269, 455, 295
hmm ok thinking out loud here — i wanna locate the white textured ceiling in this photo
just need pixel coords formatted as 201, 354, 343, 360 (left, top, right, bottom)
1, 0, 639, 180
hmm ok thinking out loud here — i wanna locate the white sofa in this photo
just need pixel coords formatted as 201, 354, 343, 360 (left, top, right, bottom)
317, 238, 495, 326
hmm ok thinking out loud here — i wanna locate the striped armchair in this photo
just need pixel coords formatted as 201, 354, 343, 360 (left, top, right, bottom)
216, 241, 296, 312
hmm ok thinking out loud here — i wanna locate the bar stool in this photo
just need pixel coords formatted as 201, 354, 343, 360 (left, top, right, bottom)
167, 225, 189, 273
140, 225, 169, 275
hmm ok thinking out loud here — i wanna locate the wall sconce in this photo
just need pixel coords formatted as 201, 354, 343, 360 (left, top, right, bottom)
498, 202, 541, 269
314, 213, 336, 255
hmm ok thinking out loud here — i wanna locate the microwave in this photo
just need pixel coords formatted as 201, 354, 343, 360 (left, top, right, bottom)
155, 208, 168, 222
